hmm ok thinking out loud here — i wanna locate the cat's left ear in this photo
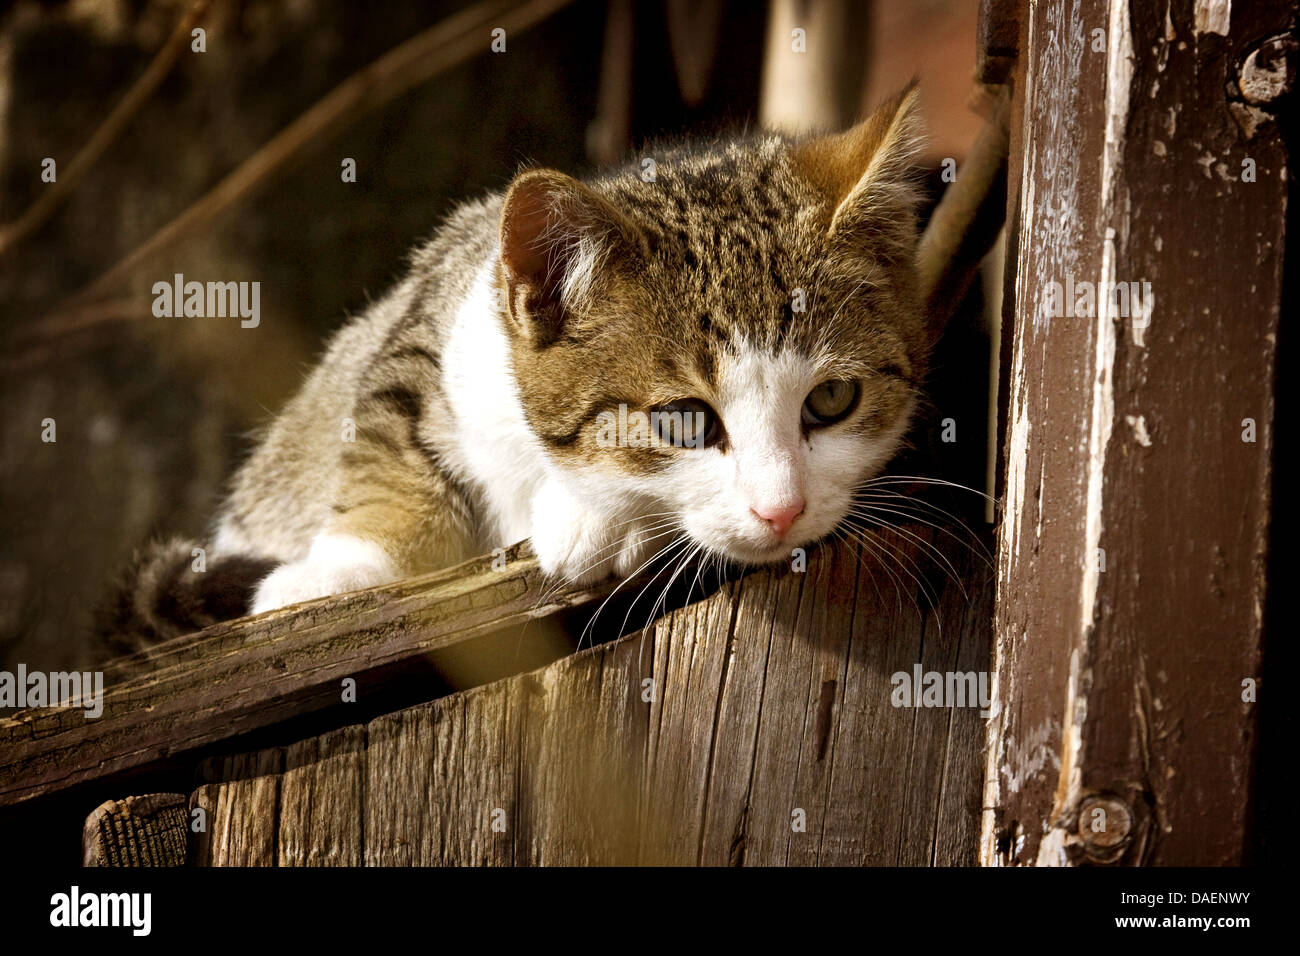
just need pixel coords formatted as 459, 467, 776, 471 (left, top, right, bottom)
499, 169, 647, 346
791, 84, 925, 254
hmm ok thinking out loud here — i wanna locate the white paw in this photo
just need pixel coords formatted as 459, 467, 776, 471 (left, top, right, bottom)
529, 480, 657, 585
250, 533, 399, 614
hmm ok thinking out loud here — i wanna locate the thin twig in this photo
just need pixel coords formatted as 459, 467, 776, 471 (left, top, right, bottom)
4, 299, 149, 371
0, 0, 213, 258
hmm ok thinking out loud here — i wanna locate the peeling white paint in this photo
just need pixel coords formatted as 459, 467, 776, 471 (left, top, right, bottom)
1193, 0, 1231, 37
1126, 414, 1152, 446
1131, 283, 1153, 348
1036, 650, 1090, 867
1024, 0, 1085, 337
1082, 0, 1132, 636
1083, 243, 1117, 633
1003, 360, 1031, 570
1002, 717, 1063, 795
1035, 464, 1044, 539
979, 646, 1008, 866
1230, 101, 1271, 139
1035, 825, 1070, 866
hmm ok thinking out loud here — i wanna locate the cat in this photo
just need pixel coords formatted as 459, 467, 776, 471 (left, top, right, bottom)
99, 87, 929, 654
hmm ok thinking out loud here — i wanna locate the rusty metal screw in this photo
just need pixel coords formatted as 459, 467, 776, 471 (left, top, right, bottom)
1238, 34, 1296, 107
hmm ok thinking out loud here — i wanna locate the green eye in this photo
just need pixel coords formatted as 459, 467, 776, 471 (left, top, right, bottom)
802, 380, 859, 426
654, 398, 723, 448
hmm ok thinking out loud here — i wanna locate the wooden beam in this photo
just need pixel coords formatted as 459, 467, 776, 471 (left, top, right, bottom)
0, 543, 619, 808
982, 0, 1288, 865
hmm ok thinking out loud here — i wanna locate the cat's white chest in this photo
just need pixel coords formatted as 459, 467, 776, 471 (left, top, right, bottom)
440, 261, 547, 545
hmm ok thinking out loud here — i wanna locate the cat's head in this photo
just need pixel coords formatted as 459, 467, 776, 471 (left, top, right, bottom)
498, 89, 928, 568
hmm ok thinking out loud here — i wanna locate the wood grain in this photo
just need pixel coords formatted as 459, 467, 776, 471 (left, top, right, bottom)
82, 793, 188, 867
279, 727, 366, 866
983, 0, 1284, 865
190, 748, 282, 866
189, 528, 993, 866
0, 543, 619, 809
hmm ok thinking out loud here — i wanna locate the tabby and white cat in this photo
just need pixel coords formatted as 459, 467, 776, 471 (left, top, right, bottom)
103, 88, 929, 650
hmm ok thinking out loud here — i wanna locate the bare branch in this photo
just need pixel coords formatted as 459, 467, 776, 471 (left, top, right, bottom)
0, 0, 214, 258
57, 0, 575, 313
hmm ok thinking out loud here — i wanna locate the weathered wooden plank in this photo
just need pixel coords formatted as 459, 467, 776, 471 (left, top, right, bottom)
190, 748, 282, 866
693, 568, 796, 865
983, 0, 1285, 865
638, 578, 741, 864
516, 638, 646, 865
363, 701, 438, 865
929, 554, 996, 866
82, 793, 188, 867
816, 544, 921, 865
894, 535, 992, 866
365, 640, 650, 866
278, 726, 366, 866
0, 543, 620, 808
364, 672, 529, 866
454, 679, 524, 866
779, 529, 864, 866
182, 526, 991, 866
706, 564, 808, 865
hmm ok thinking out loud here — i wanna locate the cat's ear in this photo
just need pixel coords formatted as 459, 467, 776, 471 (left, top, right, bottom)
498, 169, 645, 346
791, 84, 924, 252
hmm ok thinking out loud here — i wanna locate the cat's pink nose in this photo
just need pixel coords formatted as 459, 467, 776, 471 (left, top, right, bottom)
751, 499, 805, 538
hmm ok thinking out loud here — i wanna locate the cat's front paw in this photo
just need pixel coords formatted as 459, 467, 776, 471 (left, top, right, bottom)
529, 485, 612, 585
250, 533, 399, 614
530, 480, 654, 585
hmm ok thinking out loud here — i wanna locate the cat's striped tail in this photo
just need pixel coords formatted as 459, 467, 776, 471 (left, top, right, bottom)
95, 536, 275, 660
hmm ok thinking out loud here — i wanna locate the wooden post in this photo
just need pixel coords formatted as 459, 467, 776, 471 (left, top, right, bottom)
982, 0, 1291, 865
759, 0, 870, 134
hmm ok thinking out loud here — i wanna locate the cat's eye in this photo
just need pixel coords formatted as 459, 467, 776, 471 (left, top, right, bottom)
802, 380, 859, 426
654, 398, 722, 449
